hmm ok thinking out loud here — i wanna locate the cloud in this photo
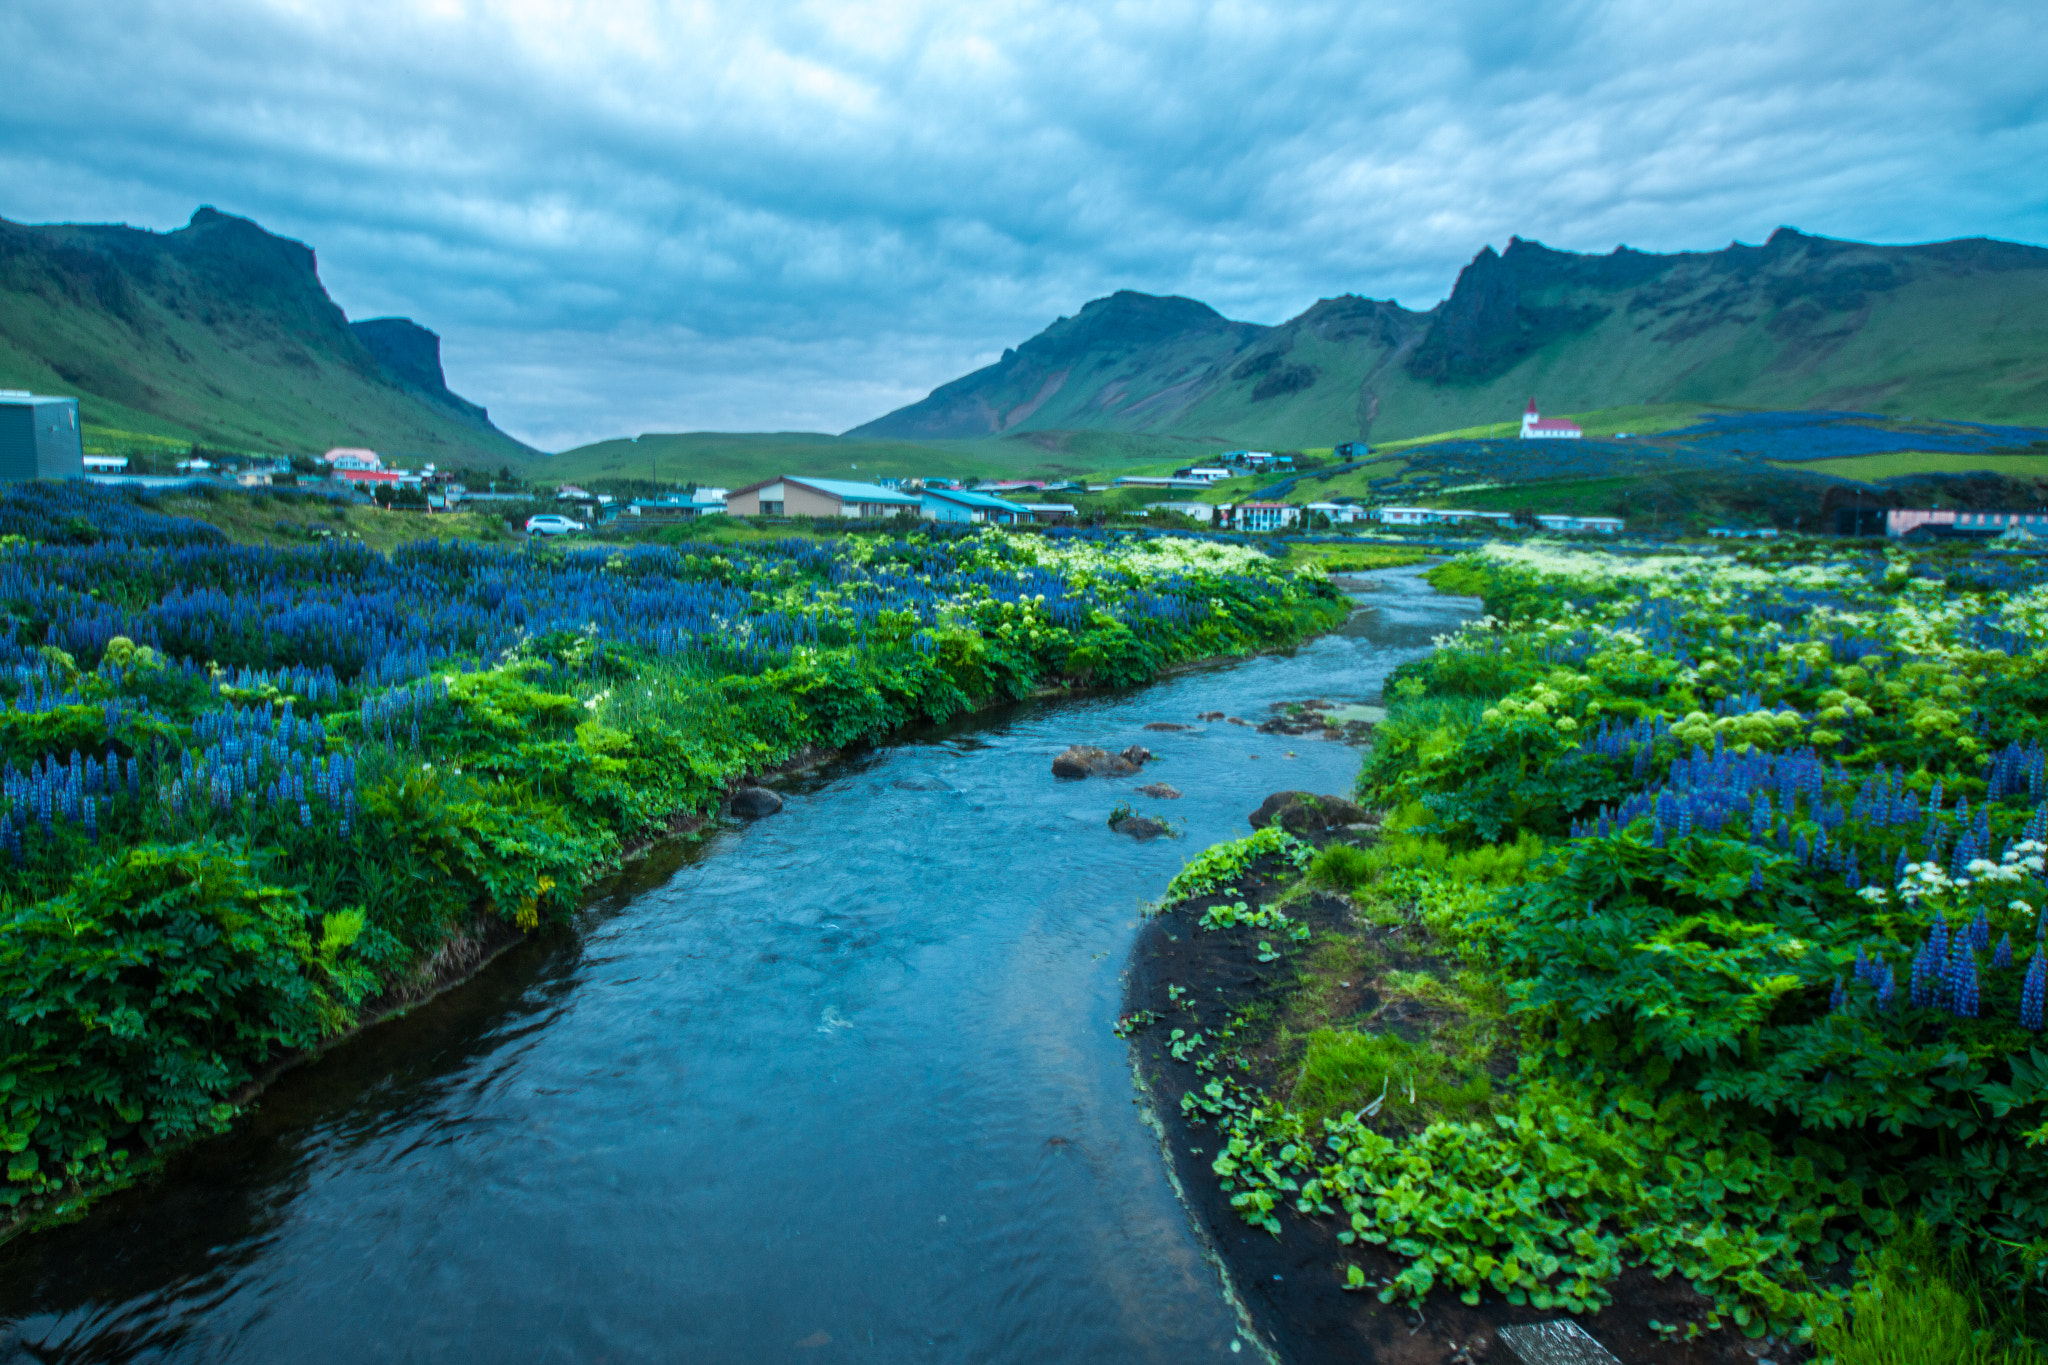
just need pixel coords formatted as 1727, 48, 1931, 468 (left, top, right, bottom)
1, 0, 2045, 448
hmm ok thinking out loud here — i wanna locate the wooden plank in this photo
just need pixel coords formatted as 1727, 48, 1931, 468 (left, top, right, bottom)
1496, 1320, 1624, 1365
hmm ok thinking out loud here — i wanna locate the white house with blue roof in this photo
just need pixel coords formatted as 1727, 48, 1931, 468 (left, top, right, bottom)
921, 487, 1029, 525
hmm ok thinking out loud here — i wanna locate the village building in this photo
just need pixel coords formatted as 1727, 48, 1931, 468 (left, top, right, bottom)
1023, 503, 1077, 524
1534, 513, 1621, 534
1111, 475, 1214, 491
1888, 508, 2048, 539
725, 476, 923, 518
1305, 501, 1366, 525
1519, 400, 1583, 440
921, 488, 1029, 524
0, 391, 82, 481
322, 447, 383, 471
1228, 502, 1299, 532
1149, 501, 1216, 524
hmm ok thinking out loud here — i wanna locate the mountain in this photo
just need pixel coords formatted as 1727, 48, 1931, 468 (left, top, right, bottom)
850, 229, 2048, 446
0, 207, 536, 464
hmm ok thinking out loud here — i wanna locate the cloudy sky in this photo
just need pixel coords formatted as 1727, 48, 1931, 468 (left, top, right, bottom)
4, 0, 2045, 450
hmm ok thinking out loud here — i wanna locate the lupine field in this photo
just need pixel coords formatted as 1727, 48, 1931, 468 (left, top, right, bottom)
1160, 537, 2048, 1350
0, 482, 1344, 1235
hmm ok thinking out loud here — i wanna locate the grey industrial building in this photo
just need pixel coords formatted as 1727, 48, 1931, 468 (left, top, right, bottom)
0, 391, 84, 481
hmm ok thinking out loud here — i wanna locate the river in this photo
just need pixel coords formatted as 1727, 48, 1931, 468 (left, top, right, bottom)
0, 565, 1477, 1364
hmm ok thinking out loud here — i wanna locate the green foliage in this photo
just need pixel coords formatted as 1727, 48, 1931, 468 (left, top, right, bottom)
1164, 540, 2048, 1340
1160, 826, 1319, 908
0, 521, 1342, 1235
0, 842, 363, 1205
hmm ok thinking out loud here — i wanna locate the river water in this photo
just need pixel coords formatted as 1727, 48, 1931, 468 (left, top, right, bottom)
0, 566, 1476, 1365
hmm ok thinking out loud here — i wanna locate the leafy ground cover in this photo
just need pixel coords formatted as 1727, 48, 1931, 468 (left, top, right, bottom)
0, 480, 1345, 1239
1133, 537, 2048, 1361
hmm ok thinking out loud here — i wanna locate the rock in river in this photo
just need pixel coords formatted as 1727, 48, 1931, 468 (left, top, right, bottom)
730, 786, 785, 818
1111, 815, 1171, 841
1052, 744, 1152, 779
1137, 783, 1182, 799
1143, 721, 1190, 732
1248, 790, 1373, 835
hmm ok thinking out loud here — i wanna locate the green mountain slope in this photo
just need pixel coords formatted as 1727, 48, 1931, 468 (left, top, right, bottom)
0, 208, 536, 465
850, 229, 2048, 446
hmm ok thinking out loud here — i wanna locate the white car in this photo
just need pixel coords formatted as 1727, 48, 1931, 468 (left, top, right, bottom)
525, 514, 587, 536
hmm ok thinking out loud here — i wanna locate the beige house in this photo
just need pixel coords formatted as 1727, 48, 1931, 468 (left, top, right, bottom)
725, 476, 923, 518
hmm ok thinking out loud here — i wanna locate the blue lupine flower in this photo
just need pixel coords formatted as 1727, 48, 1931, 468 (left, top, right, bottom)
1875, 967, 1896, 1012
1830, 974, 1847, 1011
2025, 954, 2048, 1031
1951, 948, 1981, 1019
1995, 933, 2014, 970
1972, 908, 1992, 954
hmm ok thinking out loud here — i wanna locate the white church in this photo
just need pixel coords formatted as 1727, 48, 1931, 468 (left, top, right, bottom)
1519, 399, 1583, 440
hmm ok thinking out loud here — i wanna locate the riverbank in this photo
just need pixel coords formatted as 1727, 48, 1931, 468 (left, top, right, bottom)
1124, 823, 1751, 1364
0, 482, 1347, 1243
0, 573, 1464, 1363
1126, 538, 2048, 1364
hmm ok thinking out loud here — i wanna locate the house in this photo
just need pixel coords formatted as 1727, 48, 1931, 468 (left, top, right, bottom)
922, 488, 1029, 524
322, 447, 383, 471
1372, 507, 1515, 528
1520, 400, 1583, 440
725, 476, 924, 518
1229, 502, 1299, 532
1023, 503, 1078, 524
333, 468, 414, 489
174, 457, 213, 473
1305, 502, 1365, 525
1173, 467, 1232, 483
1889, 508, 2048, 539
0, 391, 83, 481
235, 470, 273, 488
1708, 526, 1781, 539
1149, 501, 1216, 524
83, 454, 129, 472
1333, 442, 1369, 461
1534, 514, 1622, 534
1111, 475, 1213, 491
1373, 506, 1451, 526
1223, 450, 1275, 467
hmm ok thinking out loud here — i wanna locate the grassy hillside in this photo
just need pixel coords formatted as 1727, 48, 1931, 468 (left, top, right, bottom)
850, 231, 2048, 449
0, 208, 535, 466
541, 427, 1223, 488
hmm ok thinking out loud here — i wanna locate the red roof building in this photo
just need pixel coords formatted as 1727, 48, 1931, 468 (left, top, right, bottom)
1519, 399, 1583, 440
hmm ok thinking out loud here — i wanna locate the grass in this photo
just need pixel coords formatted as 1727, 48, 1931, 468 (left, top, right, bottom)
154, 492, 514, 554
1280, 542, 1427, 572
1286, 1026, 1493, 1129
540, 427, 1235, 490
1768, 450, 2048, 481
1812, 1226, 2046, 1365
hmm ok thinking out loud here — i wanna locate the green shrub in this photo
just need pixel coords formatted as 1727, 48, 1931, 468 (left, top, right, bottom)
0, 841, 369, 1206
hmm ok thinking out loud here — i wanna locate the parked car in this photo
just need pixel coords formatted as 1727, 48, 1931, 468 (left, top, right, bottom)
525, 514, 587, 536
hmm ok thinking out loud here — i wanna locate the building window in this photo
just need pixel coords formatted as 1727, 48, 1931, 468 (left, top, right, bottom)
761, 500, 783, 515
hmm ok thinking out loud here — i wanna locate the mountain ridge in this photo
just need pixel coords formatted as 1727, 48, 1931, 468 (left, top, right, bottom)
0, 207, 535, 464
850, 228, 2048, 446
